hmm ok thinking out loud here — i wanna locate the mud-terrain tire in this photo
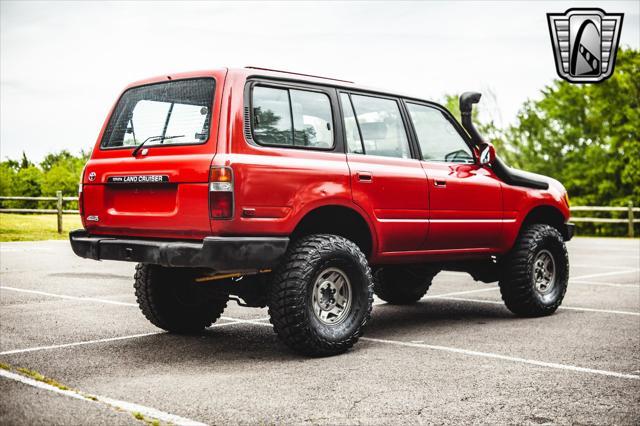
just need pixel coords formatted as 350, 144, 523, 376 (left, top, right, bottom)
134, 264, 228, 333
499, 224, 569, 317
373, 266, 438, 305
268, 234, 374, 356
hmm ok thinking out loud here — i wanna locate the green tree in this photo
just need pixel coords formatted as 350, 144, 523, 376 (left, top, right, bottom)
507, 47, 639, 209
0, 150, 87, 209
19, 151, 32, 169
13, 166, 44, 208
40, 150, 75, 172
0, 163, 16, 196
40, 156, 85, 197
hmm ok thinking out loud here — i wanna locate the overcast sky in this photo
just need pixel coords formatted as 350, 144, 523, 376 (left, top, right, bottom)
1, 0, 638, 162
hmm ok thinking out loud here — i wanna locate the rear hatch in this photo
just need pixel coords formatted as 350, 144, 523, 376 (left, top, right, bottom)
82, 75, 223, 239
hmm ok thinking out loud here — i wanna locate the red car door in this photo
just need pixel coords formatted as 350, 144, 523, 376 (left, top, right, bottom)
404, 101, 503, 251
340, 92, 429, 254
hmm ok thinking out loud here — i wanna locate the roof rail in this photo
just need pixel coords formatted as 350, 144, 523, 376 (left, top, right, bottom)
244, 66, 354, 84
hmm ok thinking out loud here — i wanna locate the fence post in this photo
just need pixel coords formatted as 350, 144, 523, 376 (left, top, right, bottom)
56, 191, 63, 234
629, 201, 635, 238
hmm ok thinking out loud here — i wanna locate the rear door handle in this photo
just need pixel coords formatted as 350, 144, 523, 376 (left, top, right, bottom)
357, 172, 372, 183
434, 179, 447, 187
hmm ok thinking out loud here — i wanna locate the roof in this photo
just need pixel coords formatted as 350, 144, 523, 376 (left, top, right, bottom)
122, 67, 447, 110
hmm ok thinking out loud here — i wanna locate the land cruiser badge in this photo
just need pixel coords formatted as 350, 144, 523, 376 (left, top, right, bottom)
107, 175, 169, 184
547, 8, 623, 83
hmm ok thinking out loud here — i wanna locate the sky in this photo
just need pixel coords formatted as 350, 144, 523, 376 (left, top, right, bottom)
1, 0, 638, 162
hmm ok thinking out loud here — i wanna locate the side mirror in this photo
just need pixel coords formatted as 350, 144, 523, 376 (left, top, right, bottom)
478, 142, 496, 165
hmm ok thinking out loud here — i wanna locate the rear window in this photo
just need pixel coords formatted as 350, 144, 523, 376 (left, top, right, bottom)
101, 78, 215, 149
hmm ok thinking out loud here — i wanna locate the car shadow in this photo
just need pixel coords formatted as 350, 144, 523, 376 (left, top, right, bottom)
367, 298, 514, 336
107, 298, 517, 366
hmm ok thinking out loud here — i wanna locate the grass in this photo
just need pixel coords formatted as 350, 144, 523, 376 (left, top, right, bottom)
16, 367, 70, 391
132, 412, 160, 426
0, 213, 82, 242
4, 363, 161, 425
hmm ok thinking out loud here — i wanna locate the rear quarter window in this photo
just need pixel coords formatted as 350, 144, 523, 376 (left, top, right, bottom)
101, 78, 215, 149
251, 85, 334, 149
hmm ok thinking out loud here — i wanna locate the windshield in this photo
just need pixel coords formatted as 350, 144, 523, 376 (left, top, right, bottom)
101, 78, 215, 149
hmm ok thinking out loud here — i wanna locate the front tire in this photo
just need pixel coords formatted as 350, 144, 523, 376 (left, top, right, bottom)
499, 224, 569, 317
268, 234, 374, 356
373, 266, 438, 305
134, 264, 228, 333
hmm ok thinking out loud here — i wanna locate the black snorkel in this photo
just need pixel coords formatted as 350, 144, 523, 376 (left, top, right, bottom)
459, 92, 548, 190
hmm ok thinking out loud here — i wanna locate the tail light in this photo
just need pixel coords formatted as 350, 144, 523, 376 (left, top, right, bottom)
209, 166, 234, 219
78, 166, 86, 218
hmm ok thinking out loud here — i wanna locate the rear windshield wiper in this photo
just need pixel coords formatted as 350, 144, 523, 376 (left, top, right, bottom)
131, 135, 184, 156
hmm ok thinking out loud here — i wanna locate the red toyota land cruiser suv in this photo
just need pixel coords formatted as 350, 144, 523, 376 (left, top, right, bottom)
70, 67, 574, 356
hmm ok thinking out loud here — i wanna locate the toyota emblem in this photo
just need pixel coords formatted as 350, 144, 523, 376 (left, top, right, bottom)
88, 172, 96, 182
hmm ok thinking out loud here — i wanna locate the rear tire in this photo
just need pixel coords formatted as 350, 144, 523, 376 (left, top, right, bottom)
373, 266, 438, 305
499, 224, 569, 317
268, 234, 373, 356
134, 264, 228, 333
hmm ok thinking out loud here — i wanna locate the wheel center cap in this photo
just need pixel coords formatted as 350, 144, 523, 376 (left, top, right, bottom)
319, 281, 337, 310
533, 250, 556, 294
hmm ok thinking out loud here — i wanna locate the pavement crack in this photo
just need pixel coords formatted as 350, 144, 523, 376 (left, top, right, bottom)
348, 392, 374, 416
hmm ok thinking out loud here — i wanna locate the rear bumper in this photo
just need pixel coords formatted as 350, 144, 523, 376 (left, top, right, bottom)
564, 222, 575, 241
69, 230, 289, 272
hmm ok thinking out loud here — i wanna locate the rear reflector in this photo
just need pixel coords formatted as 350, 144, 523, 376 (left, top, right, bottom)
78, 184, 84, 217
209, 166, 233, 219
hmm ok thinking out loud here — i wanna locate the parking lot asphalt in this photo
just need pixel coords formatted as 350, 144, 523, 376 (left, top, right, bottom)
1, 237, 638, 425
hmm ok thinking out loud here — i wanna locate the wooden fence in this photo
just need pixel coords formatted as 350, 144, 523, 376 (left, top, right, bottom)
570, 202, 638, 238
0, 192, 78, 233
0, 195, 638, 237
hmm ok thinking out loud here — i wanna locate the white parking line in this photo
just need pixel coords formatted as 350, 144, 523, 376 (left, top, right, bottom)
0, 332, 163, 356
434, 279, 640, 291
193, 319, 640, 380
571, 280, 640, 289
221, 316, 271, 326
374, 287, 499, 306
2, 312, 638, 382
0, 318, 271, 356
436, 269, 640, 291
570, 269, 639, 281
427, 287, 499, 298
360, 337, 640, 380
570, 263, 640, 269
3, 281, 637, 317
0, 369, 206, 426
1, 286, 137, 307
438, 271, 468, 277
437, 296, 640, 316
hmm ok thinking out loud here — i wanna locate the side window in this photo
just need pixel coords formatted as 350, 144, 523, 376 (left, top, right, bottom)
406, 103, 474, 163
349, 94, 411, 159
252, 86, 334, 149
340, 93, 364, 154
252, 87, 293, 146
